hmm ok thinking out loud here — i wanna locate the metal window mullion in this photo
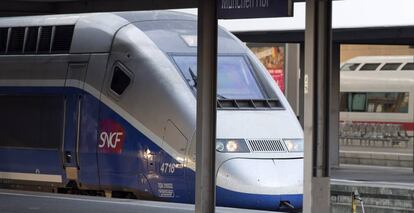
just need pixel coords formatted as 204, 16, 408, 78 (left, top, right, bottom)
22, 27, 29, 54
5, 27, 11, 54
36, 26, 41, 53
75, 95, 82, 169
61, 96, 67, 167
50, 26, 56, 53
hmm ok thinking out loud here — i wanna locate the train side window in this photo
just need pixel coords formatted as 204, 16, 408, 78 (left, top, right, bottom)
0, 95, 64, 149
110, 66, 131, 95
8, 27, 25, 54
350, 93, 367, 112
341, 92, 409, 113
401, 63, 414, 71
359, 63, 380, 71
366, 92, 409, 113
380, 63, 402, 71
340, 63, 360, 71
398, 93, 409, 113
0, 28, 8, 54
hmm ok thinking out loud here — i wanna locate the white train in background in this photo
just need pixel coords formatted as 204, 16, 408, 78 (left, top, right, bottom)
340, 56, 414, 140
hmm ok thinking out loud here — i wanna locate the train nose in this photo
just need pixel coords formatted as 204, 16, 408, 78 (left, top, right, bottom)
216, 158, 303, 211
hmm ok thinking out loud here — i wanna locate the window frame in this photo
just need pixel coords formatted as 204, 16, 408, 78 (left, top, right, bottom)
108, 62, 134, 99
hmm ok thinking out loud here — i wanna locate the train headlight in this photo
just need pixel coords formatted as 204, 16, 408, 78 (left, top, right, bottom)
216, 141, 225, 152
284, 139, 304, 152
216, 139, 250, 153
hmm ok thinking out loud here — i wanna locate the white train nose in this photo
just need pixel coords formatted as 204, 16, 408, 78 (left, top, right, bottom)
217, 158, 303, 195
216, 158, 303, 210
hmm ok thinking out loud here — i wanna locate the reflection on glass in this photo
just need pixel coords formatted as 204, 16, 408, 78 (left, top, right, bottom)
340, 63, 360, 71
172, 55, 265, 100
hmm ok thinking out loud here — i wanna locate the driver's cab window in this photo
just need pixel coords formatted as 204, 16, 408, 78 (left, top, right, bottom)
110, 65, 132, 96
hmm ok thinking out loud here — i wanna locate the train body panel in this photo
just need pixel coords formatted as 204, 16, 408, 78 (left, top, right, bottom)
0, 11, 303, 211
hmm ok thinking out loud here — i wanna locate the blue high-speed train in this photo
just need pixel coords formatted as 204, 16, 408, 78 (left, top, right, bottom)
0, 11, 303, 211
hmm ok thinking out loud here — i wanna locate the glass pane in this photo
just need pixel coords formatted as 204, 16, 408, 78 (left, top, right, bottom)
351, 93, 366, 111
340, 63, 360, 71
0, 95, 64, 149
8, 27, 25, 54
380, 63, 402, 71
344, 92, 409, 113
217, 56, 264, 99
398, 92, 409, 113
367, 92, 409, 113
360, 63, 380, 71
402, 63, 414, 70
173, 55, 266, 99
110, 67, 131, 95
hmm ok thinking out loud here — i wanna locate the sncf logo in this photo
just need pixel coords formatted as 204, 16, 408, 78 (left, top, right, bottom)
98, 119, 126, 153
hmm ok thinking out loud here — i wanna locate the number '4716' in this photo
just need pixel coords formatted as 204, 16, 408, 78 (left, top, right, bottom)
160, 163, 176, 174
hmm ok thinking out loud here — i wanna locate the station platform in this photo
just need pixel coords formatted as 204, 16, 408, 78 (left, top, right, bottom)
0, 189, 279, 213
340, 143, 413, 168
0, 165, 412, 213
332, 164, 414, 183
331, 164, 414, 213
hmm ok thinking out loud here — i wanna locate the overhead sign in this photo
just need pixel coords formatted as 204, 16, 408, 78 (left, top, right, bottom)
218, 0, 293, 19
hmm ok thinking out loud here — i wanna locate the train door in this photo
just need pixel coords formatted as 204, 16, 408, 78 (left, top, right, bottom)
0, 56, 68, 188
154, 120, 190, 203
96, 62, 153, 196
63, 63, 100, 188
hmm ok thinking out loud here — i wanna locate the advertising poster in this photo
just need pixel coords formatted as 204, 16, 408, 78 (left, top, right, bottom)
249, 45, 285, 93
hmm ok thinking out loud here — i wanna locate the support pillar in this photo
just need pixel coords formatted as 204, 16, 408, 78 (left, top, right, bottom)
285, 43, 301, 117
303, 0, 332, 212
299, 43, 305, 127
330, 43, 340, 168
195, 1, 218, 213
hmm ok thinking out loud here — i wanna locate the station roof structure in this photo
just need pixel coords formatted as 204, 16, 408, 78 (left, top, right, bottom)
5, 0, 413, 45
177, 0, 414, 44
232, 0, 414, 44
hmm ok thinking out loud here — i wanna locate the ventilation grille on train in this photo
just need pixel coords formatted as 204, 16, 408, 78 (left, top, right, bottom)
217, 99, 283, 110
0, 25, 74, 55
247, 139, 286, 152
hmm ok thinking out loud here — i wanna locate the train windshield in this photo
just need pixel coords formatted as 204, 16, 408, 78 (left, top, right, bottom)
172, 55, 265, 99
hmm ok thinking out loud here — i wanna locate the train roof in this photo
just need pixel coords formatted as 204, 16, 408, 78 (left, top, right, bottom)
0, 11, 198, 54
340, 56, 414, 72
340, 70, 414, 91
345, 56, 414, 63
0, 11, 195, 28
341, 56, 414, 90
